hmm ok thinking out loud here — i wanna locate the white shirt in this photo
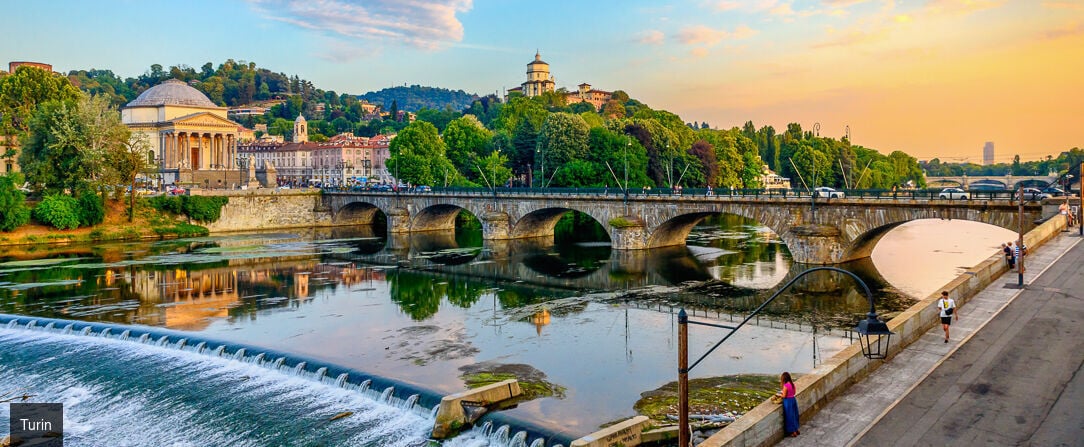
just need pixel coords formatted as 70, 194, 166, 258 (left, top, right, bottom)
937, 298, 956, 318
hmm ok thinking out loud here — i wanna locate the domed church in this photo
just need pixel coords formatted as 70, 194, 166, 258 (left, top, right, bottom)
122, 79, 246, 188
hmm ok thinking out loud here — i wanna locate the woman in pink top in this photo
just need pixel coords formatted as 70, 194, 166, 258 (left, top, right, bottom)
777, 371, 799, 437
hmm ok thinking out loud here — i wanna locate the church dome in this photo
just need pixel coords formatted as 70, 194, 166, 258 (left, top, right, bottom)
126, 79, 218, 108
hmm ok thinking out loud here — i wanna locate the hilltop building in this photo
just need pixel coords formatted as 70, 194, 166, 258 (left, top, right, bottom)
121, 79, 247, 188
505, 51, 613, 110
983, 142, 995, 165
8, 61, 52, 73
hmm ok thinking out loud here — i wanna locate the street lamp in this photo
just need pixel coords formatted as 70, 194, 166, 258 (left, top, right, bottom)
335, 160, 347, 189
675, 267, 891, 447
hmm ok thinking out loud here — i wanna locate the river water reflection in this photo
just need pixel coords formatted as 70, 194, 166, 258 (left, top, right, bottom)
0, 215, 1011, 433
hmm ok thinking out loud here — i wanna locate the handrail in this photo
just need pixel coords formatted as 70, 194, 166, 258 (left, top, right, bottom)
683, 266, 875, 372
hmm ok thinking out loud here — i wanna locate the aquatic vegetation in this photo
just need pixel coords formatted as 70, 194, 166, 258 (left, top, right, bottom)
460, 362, 567, 402
633, 374, 778, 425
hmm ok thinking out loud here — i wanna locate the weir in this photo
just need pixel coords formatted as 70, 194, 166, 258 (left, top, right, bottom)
0, 313, 574, 447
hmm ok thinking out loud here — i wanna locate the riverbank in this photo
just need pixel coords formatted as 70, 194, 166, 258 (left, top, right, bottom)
0, 199, 206, 247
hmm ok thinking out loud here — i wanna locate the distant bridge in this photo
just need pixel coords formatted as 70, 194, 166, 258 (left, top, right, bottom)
322, 189, 1042, 265
926, 174, 1058, 189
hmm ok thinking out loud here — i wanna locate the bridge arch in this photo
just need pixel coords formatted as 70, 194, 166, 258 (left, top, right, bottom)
411, 204, 475, 232
510, 207, 611, 242
334, 201, 384, 225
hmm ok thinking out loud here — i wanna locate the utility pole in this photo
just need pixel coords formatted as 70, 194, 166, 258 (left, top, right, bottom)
678, 309, 690, 447
1018, 184, 1025, 287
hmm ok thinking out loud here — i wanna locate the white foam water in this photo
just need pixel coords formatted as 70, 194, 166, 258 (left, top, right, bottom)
0, 323, 552, 447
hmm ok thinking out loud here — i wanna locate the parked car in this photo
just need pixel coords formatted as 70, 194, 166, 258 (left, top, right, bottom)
813, 187, 844, 198
414, 185, 432, 193
1041, 186, 1066, 197
168, 186, 186, 195
1021, 187, 1050, 201
938, 188, 970, 200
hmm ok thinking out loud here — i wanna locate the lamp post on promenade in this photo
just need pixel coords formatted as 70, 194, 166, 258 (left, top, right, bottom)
676, 267, 892, 447
1018, 184, 1025, 287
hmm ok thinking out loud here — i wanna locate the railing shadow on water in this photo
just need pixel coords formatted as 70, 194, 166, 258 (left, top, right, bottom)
0, 314, 575, 447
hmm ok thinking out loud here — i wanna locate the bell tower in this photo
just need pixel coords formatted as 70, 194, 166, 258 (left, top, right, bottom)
293, 114, 308, 143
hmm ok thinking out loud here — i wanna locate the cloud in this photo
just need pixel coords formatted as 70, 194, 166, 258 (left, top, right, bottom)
677, 25, 728, 45
1043, 21, 1084, 40
894, 14, 912, 23
712, 0, 778, 12
770, 3, 795, 15
676, 24, 758, 46
1042, 1, 1084, 11
248, 0, 472, 50
811, 28, 890, 49
639, 30, 665, 45
821, 0, 868, 6
922, 0, 1006, 17
690, 47, 710, 58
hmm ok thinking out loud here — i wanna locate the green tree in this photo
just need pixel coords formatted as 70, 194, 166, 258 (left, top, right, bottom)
473, 150, 512, 189
0, 66, 81, 141
388, 121, 455, 186
0, 175, 30, 231
536, 113, 590, 182
442, 115, 492, 180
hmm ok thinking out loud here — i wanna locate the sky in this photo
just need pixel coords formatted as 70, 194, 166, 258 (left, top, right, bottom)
2, 0, 1081, 162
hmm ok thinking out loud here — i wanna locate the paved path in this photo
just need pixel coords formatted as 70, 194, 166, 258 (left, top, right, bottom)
781, 231, 1083, 447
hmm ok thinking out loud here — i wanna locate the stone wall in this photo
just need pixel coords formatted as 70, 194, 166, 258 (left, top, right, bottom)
698, 214, 1068, 447
191, 189, 332, 233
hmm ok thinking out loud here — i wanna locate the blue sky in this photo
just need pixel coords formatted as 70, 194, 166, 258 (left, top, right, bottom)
3, 0, 1082, 160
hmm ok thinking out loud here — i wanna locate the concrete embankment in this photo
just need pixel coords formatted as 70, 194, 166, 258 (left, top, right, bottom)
698, 214, 1068, 447
189, 189, 333, 232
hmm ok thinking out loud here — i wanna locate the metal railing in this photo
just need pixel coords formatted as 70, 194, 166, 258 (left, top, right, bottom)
320, 185, 1058, 203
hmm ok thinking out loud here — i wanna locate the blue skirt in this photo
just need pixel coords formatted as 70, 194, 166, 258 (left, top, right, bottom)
782, 397, 800, 435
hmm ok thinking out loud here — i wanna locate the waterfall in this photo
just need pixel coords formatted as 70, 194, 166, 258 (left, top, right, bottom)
0, 315, 569, 447
403, 394, 420, 410
491, 425, 511, 445
509, 431, 528, 447
380, 386, 395, 403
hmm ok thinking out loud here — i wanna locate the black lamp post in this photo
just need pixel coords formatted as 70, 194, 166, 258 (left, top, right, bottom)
335, 160, 347, 189
676, 266, 891, 447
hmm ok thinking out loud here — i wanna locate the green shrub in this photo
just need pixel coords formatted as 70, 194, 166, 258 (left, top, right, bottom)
88, 229, 105, 241
0, 176, 30, 232
33, 194, 81, 230
148, 195, 183, 214
77, 193, 105, 227
147, 195, 228, 223
181, 196, 229, 223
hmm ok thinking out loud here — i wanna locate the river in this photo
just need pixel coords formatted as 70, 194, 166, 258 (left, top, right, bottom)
0, 215, 1013, 445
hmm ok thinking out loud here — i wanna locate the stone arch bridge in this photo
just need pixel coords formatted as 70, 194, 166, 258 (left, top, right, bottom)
322, 190, 1041, 265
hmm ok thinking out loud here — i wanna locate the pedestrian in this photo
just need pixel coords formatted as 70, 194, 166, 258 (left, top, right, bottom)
1004, 242, 1015, 270
776, 371, 799, 437
1059, 201, 1071, 229
937, 291, 958, 343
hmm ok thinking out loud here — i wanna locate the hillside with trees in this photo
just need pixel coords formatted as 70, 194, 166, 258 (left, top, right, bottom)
12, 60, 963, 193
359, 85, 478, 113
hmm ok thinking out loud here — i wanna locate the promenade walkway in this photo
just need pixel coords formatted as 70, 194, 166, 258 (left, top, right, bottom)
781, 231, 1083, 447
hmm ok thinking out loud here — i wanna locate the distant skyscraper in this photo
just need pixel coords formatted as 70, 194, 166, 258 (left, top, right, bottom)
983, 142, 995, 165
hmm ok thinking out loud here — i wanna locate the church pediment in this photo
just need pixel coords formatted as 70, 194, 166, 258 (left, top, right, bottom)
169, 112, 241, 129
